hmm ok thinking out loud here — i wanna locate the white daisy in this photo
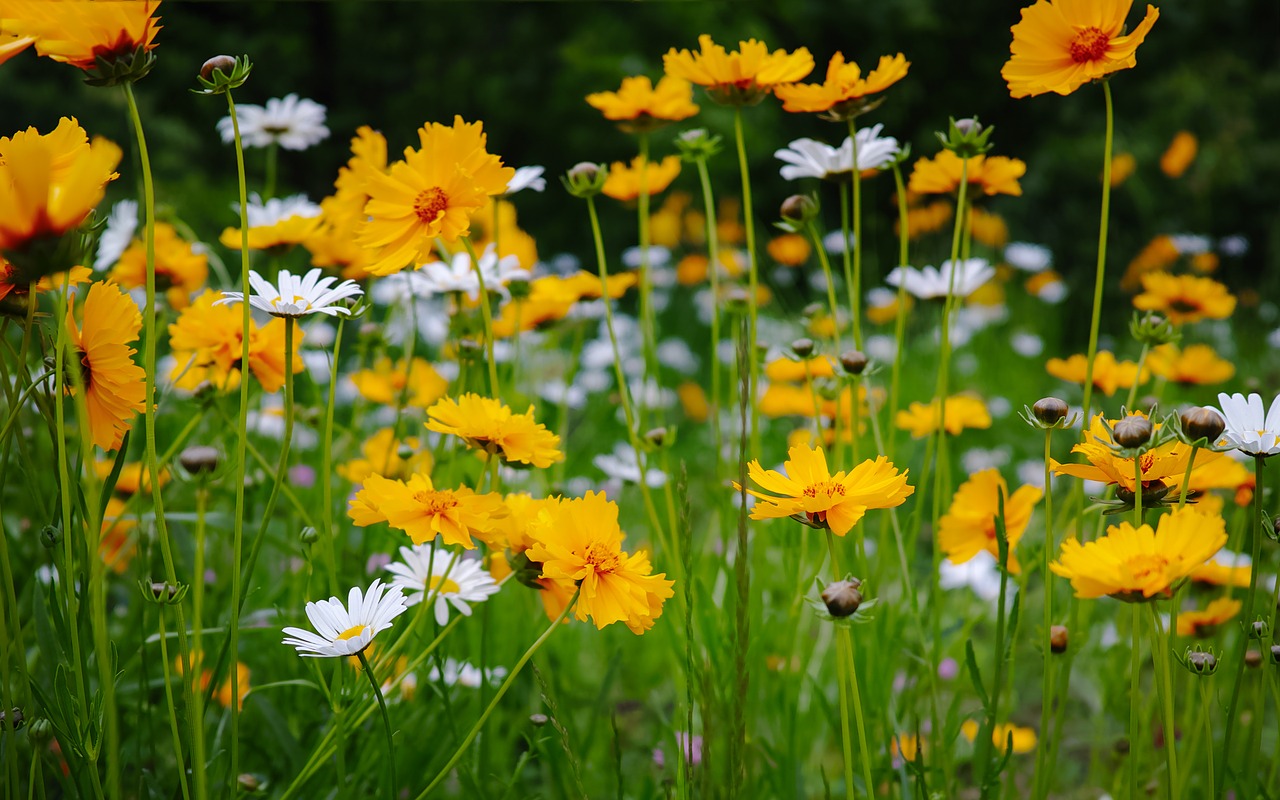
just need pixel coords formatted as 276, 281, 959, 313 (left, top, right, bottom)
281, 579, 407, 658
1169, 234, 1211, 256
385, 546, 500, 626
1002, 242, 1052, 273
504, 165, 547, 195
94, 199, 138, 271
216, 267, 362, 318
217, 94, 330, 151
417, 245, 529, 301
885, 258, 995, 300
1217, 392, 1280, 457
775, 124, 900, 181
234, 193, 322, 229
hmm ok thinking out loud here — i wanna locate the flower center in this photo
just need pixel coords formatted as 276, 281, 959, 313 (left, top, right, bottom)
413, 187, 450, 225
414, 489, 459, 515
1124, 553, 1169, 583
1069, 27, 1111, 63
803, 481, 847, 499
335, 624, 366, 641
583, 541, 622, 573
271, 294, 310, 311
1168, 298, 1201, 314
428, 576, 462, 595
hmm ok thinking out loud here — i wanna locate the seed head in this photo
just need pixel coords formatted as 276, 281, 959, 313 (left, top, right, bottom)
200, 55, 237, 81
840, 351, 868, 376
821, 579, 864, 618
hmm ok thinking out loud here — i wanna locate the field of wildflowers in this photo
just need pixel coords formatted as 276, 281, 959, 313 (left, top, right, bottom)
1, 1, 1278, 798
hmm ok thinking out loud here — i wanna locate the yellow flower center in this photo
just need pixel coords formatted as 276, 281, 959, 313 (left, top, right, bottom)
1124, 553, 1169, 583
428, 576, 461, 594
1069, 27, 1111, 63
583, 541, 622, 574
272, 294, 310, 311
335, 624, 366, 641
414, 489, 459, 515
803, 481, 847, 500
413, 187, 450, 225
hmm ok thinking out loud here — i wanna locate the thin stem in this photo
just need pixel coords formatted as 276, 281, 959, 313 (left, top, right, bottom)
320, 318, 345, 597
460, 237, 500, 397
845, 117, 864, 351
156, 610, 192, 800
1149, 604, 1179, 800
1131, 603, 1142, 800
694, 156, 724, 474
1200, 679, 1214, 794
635, 132, 661, 430
886, 163, 910, 461
732, 108, 761, 457
1034, 429, 1055, 800
191, 484, 208, 800
826, 534, 856, 800
264, 140, 279, 199
1079, 80, 1115, 425
357, 651, 396, 800
840, 627, 875, 800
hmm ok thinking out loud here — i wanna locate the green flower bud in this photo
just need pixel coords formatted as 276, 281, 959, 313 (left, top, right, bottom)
194, 54, 252, 95
562, 163, 608, 199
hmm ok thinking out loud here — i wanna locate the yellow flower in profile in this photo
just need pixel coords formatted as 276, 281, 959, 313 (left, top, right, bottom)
1160, 131, 1197, 178
736, 443, 914, 536
176, 653, 251, 711
1146, 343, 1235, 385
490, 271, 636, 337
1190, 552, 1251, 589
1045, 350, 1147, 397
337, 428, 432, 484
1133, 272, 1236, 325
939, 469, 1042, 575
348, 473, 506, 548
908, 150, 1026, 198
601, 155, 681, 202
774, 52, 909, 117
426, 394, 563, 468
663, 34, 813, 105
66, 281, 146, 451
895, 395, 992, 439
107, 222, 207, 309
526, 492, 674, 634
167, 289, 304, 393
1051, 507, 1226, 600
358, 116, 514, 275
0, 0, 161, 71
677, 381, 709, 423
309, 126, 391, 278
960, 721, 1037, 755
1001, 0, 1159, 98
1177, 597, 1241, 637
897, 199, 954, 240
349, 357, 448, 409
586, 75, 699, 130
1109, 152, 1136, 186
967, 207, 1009, 249
218, 194, 322, 252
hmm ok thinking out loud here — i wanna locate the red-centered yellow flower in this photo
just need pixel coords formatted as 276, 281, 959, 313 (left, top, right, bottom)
0, 0, 161, 71
1190, 553, 1251, 588
960, 721, 1037, 755
1146, 343, 1235, 385
66, 280, 145, 451
586, 75, 699, 131
358, 116, 514, 275
1001, 0, 1159, 98
939, 468, 1042, 574
0, 260, 89, 305
1045, 350, 1147, 397
736, 443, 913, 536
602, 155, 681, 202
426, 394, 563, 468
94, 459, 168, 496
526, 491, 674, 634
1133, 272, 1236, 325
908, 150, 1026, 197
348, 473, 505, 548
1050, 507, 1225, 600
107, 222, 207, 308
774, 52, 909, 117
663, 34, 813, 105
1160, 131, 1197, 179
349, 357, 448, 409
1177, 597, 1241, 637
895, 395, 992, 439
336, 428, 432, 484
167, 289, 303, 393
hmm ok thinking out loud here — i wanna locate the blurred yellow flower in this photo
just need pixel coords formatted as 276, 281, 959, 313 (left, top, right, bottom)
896, 199, 953, 240
1045, 350, 1147, 397
601, 155, 681, 202
1160, 131, 1197, 178
67, 281, 146, 451
677, 381, 709, 423
94, 460, 168, 496
108, 222, 207, 309
939, 468, 1042, 574
1121, 234, 1180, 290
767, 233, 811, 267
337, 428, 432, 484
968, 207, 1009, 248
101, 496, 136, 573
663, 34, 813, 105
1133, 272, 1235, 325
349, 357, 448, 409
774, 52, 909, 117
764, 355, 836, 383
961, 721, 1037, 754
1177, 597, 1241, 637
586, 75, 698, 130
1109, 152, 1136, 186
895, 395, 992, 439
1146, 344, 1235, 385
426, 393, 563, 468
909, 150, 1025, 197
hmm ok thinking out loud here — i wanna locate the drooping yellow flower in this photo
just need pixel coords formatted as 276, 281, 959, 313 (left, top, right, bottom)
349, 357, 448, 409
167, 289, 303, 393
663, 34, 813, 105
0, 0, 161, 72
1190, 553, 1251, 589
426, 394, 563, 468
336, 428, 432, 484
896, 198, 954, 240
908, 150, 1026, 197
960, 720, 1037, 755
1001, 0, 1159, 98
895, 395, 992, 439
66, 281, 146, 451
1051, 507, 1226, 600
526, 491, 674, 634
1145, 343, 1235, 385
938, 469, 1042, 574
348, 473, 506, 549
107, 222, 207, 309
1045, 350, 1147, 397
736, 443, 913, 536
586, 75, 699, 130
601, 155, 681, 202
1177, 597, 1241, 637
358, 116, 514, 275
1133, 272, 1236, 325
1160, 131, 1197, 179
774, 52, 908, 117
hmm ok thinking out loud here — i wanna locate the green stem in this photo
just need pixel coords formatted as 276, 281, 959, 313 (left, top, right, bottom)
1200, 679, 1214, 794
845, 117, 864, 351
460, 237, 500, 397
1034, 429, 1055, 800
320, 318, 345, 597
1149, 604, 1179, 800
1078, 80, 1115, 426
191, 484, 208, 800
694, 156, 724, 475
357, 651, 396, 800
839, 625, 875, 798
156, 609, 192, 800
1131, 603, 1142, 800
635, 132, 661, 430
887, 163, 911, 462
732, 108, 761, 457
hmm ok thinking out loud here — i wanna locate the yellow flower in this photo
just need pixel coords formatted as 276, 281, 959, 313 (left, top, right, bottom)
663, 34, 813, 105
1001, 0, 1159, 98
1025, 270, 1065, 302
967, 207, 1008, 248
0, 0, 161, 71
736, 443, 913, 536
767, 233, 811, 267
763, 355, 837, 383
167, 289, 304, 393
1160, 131, 1197, 179
426, 394, 563, 468
1145, 343, 1235, 385
1190, 554, 1251, 589
908, 150, 1025, 197
586, 75, 699, 130
1121, 234, 1180, 290
349, 357, 448, 409
677, 381, 709, 423
960, 721, 1037, 755
66, 281, 146, 451
526, 492, 674, 634
602, 155, 681, 202
895, 395, 992, 439
939, 469, 1042, 574
337, 428, 432, 484
176, 653, 251, 711
1133, 272, 1236, 325
218, 198, 322, 252
309, 126, 391, 278
1045, 350, 1147, 397
107, 222, 207, 309
358, 116, 513, 275
1110, 152, 1136, 186
774, 52, 909, 117
94, 460, 168, 496
867, 290, 913, 325
100, 496, 136, 573
1177, 597, 1241, 637
348, 473, 506, 548
759, 384, 869, 425
1050, 507, 1226, 600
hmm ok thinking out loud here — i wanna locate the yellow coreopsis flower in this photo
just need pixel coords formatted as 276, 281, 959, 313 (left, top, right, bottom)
1001, 0, 1159, 98
1132, 272, 1236, 325
939, 469, 1042, 574
1177, 597, 1241, 637
601, 155, 681, 202
94, 460, 168, 496
663, 34, 813, 106
763, 355, 837, 383
1160, 131, 1197, 179
336, 428, 432, 484
736, 443, 914, 536
1049, 412, 1229, 495
908, 150, 1026, 198
348, 473, 506, 548
0, 0, 162, 72
968, 207, 1009, 249
67, 280, 146, 451
1146, 343, 1235, 385
167, 289, 304, 393
349, 357, 448, 409
526, 491, 674, 634
107, 222, 207, 309
426, 393, 563, 468
586, 75, 699, 131
100, 496, 136, 573
895, 395, 992, 439
774, 52, 909, 118
1045, 350, 1147, 397
766, 233, 811, 267
218, 196, 322, 252
1051, 507, 1226, 600
358, 116, 514, 275
1121, 234, 1180, 290
960, 721, 1037, 755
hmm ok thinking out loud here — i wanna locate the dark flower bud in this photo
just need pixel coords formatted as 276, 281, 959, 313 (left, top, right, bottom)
1271, 645, 1280, 666
1246, 649, 1263, 669
1181, 406, 1225, 444
1187, 650, 1217, 675
1033, 397, 1069, 426
530, 713, 549, 726
790, 338, 815, 358
780, 194, 818, 224
193, 54, 251, 95
149, 581, 179, 601
1251, 620, 1269, 640
200, 55, 237, 82
936, 116, 994, 158
1050, 625, 1069, 654
40, 524, 61, 549
644, 428, 667, 448
840, 351, 868, 376
1113, 415, 1153, 449
0, 707, 23, 731
237, 774, 262, 793
179, 445, 221, 475
507, 277, 533, 301
300, 526, 319, 544
821, 579, 864, 618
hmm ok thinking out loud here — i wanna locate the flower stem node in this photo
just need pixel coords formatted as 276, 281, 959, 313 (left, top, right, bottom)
0, 708, 24, 732
562, 163, 609, 199
39, 524, 60, 549
936, 116, 995, 158
237, 774, 264, 794
1112, 415, 1153, 449
179, 445, 221, 476
194, 55, 252, 95
1049, 624, 1069, 654
1129, 310, 1180, 348
141, 580, 189, 605
821, 578, 864, 617
840, 351, 868, 376
1179, 645, 1220, 676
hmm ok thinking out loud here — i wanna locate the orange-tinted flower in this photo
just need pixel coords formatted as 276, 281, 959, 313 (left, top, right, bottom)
586, 75, 698, 131
1132, 272, 1235, 325
1045, 350, 1147, 397
101, 496, 136, 573
67, 281, 146, 451
767, 233, 810, 266
1177, 597, 1240, 637
426, 394, 563, 468
167, 289, 304, 393
348, 473, 506, 548
939, 469, 1042, 574
1121, 234, 1180, 290
895, 395, 992, 439
349, 357, 448, 409
602, 155, 681, 202
663, 34, 813, 105
1160, 131, 1197, 178
1146, 344, 1235, 385
0, 0, 162, 72
107, 222, 206, 308
774, 52, 909, 117
908, 150, 1025, 197
1110, 152, 1136, 186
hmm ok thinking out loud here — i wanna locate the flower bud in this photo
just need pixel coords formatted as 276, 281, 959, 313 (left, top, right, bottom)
1049, 625, 1068, 654
28, 718, 52, 742
563, 162, 608, 199
840, 351, 868, 376
780, 195, 818, 225
1252, 620, 1269, 640
300, 526, 319, 544
1033, 397, 1069, 426
1271, 645, 1280, 665
237, 774, 262, 793
936, 116, 994, 158
150, 581, 178, 601
397, 444, 415, 461
529, 713, 549, 726
179, 445, 221, 475
193, 54, 251, 95
1113, 415, 1153, 449
1180, 406, 1225, 444
821, 579, 864, 618
507, 277, 532, 301
801, 302, 825, 319
40, 524, 61, 549
644, 428, 667, 448
1187, 650, 1217, 675
790, 338, 815, 358
200, 55, 237, 82
1246, 649, 1263, 669
0, 707, 23, 731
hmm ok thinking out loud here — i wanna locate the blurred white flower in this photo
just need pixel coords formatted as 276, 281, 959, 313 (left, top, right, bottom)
418, 245, 529, 301
234, 193, 321, 228
622, 245, 671, 269
657, 339, 699, 374
775, 125, 900, 181
1003, 242, 1052, 272
823, 230, 856, 254
886, 259, 994, 300
94, 199, 137, 271
505, 165, 546, 195
1010, 331, 1044, 357
939, 551, 1012, 604
594, 443, 667, 488
961, 446, 1010, 474
428, 658, 507, 689
1169, 234, 1211, 255
218, 94, 330, 150
1219, 235, 1249, 257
